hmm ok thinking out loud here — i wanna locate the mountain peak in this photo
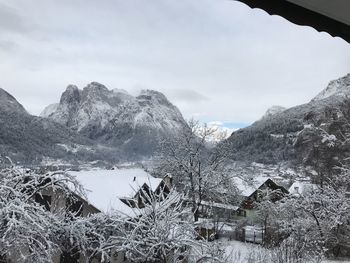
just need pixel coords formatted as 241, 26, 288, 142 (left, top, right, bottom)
0, 88, 17, 102
262, 105, 286, 119
60, 84, 81, 104
41, 82, 187, 160
0, 88, 27, 114
84, 82, 108, 92
66, 84, 79, 92
312, 73, 350, 102
138, 89, 173, 107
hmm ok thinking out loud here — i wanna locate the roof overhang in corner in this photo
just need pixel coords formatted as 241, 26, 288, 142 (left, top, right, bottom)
234, 0, 350, 43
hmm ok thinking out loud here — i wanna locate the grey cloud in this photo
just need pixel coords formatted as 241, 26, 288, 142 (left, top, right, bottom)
0, 4, 32, 33
166, 89, 209, 103
0, 40, 17, 51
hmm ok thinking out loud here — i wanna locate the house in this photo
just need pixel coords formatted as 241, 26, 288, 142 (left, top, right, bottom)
194, 201, 239, 241
66, 168, 175, 263
233, 176, 289, 221
17, 168, 172, 263
192, 176, 288, 242
229, 176, 289, 243
71, 169, 173, 216
119, 174, 172, 209
288, 180, 318, 196
198, 200, 239, 220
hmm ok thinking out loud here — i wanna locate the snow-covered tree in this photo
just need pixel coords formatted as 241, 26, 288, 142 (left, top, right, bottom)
269, 124, 350, 258
0, 167, 85, 262
252, 112, 350, 259
155, 119, 237, 221
93, 188, 196, 263
0, 165, 231, 263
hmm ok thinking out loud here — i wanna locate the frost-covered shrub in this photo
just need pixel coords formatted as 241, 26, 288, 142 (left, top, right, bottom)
0, 167, 84, 262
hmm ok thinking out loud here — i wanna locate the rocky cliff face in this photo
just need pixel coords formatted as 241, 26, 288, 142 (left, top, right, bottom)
225, 73, 350, 165
42, 82, 188, 159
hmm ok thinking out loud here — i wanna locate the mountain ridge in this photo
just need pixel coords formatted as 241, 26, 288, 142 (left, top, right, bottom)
1, 73, 349, 166
41, 82, 188, 160
226, 73, 350, 165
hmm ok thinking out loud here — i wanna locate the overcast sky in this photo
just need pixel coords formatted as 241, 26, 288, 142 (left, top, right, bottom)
0, 0, 349, 129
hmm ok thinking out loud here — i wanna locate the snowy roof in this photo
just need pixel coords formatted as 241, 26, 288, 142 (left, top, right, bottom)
232, 176, 273, 197
288, 181, 318, 196
69, 168, 162, 214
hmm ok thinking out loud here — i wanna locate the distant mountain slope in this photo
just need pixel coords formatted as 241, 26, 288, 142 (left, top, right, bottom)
0, 88, 97, 164
226, 74, 350, 165
0, 88, 27, 114
41, 82, 188, 159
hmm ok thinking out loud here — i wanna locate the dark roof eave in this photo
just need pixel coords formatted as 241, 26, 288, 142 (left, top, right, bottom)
234, 0, 350, 43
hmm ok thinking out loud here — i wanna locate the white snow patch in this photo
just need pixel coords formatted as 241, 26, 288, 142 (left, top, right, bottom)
69, 168, 162, 215
270, 134, 284, 138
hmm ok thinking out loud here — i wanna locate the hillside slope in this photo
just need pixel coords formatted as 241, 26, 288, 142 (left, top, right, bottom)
0, 88, 97, 164
226, 74, 350, 165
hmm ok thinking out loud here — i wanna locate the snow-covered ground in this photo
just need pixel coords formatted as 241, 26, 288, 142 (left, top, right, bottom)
219, 239, 350, 263
324, 261, 350, 263
223, 240, 267, 262
325, 261, 350, 263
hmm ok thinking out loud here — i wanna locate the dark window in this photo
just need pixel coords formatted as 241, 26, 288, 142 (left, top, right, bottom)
237, 209, 247, 217
35, 194, 52, 211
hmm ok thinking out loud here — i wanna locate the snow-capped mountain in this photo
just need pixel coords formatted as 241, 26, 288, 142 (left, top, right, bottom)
3, 73, 349, 166
42, 82, 186, 133
225, 73, 350, 165
41, 82, 188, 159
0, 83, 188, 164
312, 73, 350, 102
